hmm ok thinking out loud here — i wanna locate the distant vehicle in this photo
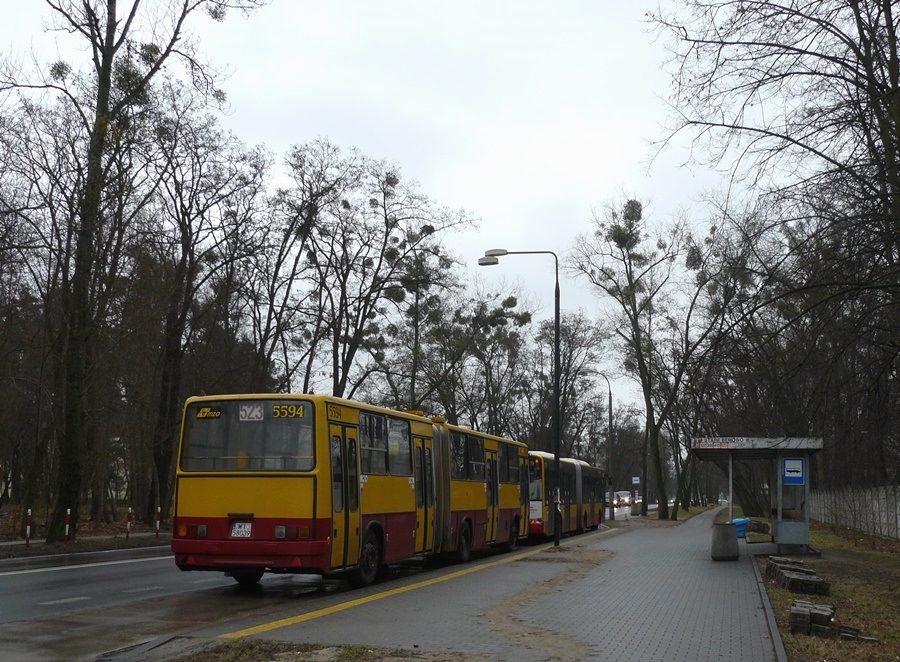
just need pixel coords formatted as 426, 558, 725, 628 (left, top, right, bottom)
528, 452, 604, 537
614, 490, 632, 508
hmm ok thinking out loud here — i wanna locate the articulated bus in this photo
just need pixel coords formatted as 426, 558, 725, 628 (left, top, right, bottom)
527, 451, 606, 539
171, 394, 529, 587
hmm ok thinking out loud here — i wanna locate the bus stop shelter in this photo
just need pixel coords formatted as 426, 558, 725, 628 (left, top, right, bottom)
692, 437, 824, 552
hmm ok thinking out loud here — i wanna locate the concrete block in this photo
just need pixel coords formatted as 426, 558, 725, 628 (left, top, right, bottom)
711, 522, 738, 561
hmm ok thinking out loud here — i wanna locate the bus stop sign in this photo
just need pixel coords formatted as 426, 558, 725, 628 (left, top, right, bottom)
783, 457, 805, 485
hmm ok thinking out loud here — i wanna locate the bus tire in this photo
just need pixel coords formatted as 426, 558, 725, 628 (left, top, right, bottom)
232, 569, 264, 587
456, 523, 472, 564
504, 518, 518, 553
349, 529, 380, 588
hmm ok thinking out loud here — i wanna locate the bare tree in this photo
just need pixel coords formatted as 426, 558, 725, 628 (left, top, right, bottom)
652, 1, 899, 219
306, 155, 473, 398
246, 139, 359, 394
140, 80, 269, 522
571, 198, 734, 519
652, 1, 900, 488
0, 0, 265, 541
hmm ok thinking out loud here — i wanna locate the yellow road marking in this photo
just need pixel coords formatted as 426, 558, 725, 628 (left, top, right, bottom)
220, 529, 606, 639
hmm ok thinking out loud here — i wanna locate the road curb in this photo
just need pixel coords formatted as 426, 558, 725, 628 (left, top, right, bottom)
751, 548, 788, 662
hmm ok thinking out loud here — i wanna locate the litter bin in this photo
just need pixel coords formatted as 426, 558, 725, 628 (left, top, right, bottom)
732, 517, 750, 539
711, 522, 739, 561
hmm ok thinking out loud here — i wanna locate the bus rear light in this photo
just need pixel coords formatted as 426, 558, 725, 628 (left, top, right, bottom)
187, 525, 197, 538
274, 526, 306, 540
197, 524, 208, 538
177, 524, 188, 537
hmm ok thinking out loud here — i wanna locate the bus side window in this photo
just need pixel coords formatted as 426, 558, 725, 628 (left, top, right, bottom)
414, 446, 424, 508
331, 435, 343, 512
467, 436, 485, 481
347, 438, 359, 512
360, 413, 388, 474
498, 445, 509, 483
450, 433, 466, 479
388, 418, 412, 476
424, 447, 434, 507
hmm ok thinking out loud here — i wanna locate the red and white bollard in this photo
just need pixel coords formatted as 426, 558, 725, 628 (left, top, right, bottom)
155, 506, 161, 539
126, 507, 132, 541
25, 508, 32, 548
64, 508, 71, 545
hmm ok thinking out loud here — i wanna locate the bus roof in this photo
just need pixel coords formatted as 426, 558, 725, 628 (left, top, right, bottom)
440, 421, 528, 448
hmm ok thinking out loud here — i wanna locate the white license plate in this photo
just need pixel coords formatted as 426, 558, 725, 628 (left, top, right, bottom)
230, 521, 252, 538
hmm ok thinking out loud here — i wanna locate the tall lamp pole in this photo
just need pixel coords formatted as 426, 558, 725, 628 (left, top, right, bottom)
600, 374, 614, 522
479, 248, 561, 547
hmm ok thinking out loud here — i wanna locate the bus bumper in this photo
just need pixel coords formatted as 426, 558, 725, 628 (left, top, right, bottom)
172, 539, 330, 575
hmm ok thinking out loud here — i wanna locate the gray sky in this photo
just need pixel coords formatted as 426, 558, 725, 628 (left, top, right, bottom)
4, 1, 714, 404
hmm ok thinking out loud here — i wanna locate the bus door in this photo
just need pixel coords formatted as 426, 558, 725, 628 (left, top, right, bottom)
519, 455, 528, 537
329, 423, 361, 570
485, 450, 499, 543
413, 436, 434, 553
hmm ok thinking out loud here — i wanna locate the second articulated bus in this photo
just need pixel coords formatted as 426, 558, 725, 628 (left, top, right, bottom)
171, 394, 529, 587
527, 451, 606, 539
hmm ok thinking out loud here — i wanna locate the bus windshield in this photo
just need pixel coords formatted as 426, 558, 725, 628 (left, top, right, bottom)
180, 399, 315, 472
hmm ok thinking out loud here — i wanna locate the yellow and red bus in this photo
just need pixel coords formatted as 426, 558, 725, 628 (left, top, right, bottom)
527, 451, 606, 538
171, 394, 528, 587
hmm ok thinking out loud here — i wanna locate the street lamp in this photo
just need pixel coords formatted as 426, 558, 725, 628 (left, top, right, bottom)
479, 248, 561, 547
599, 374, 614, 522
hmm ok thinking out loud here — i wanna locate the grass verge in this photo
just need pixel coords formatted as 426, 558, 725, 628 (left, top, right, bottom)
758, 521, 899, 661
713, 504, 899, 659
172, 639, 484, 661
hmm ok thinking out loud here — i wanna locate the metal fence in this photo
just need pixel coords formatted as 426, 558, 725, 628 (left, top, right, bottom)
810, 486, 899, 539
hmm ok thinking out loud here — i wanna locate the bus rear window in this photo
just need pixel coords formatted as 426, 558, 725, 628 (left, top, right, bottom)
180, 400, 315, 471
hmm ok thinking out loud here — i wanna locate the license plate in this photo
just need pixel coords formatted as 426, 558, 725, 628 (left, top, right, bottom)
231, 521, 252, 538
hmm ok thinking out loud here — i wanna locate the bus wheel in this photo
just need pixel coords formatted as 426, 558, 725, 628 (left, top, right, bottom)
504, 519, 518, 553
350, 530, 380, 588
232, 569, 264, 587
456, 523, 472, 564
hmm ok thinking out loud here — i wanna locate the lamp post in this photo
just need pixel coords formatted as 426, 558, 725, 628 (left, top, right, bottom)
479, 248, 561, 547
599, 374, 614, 522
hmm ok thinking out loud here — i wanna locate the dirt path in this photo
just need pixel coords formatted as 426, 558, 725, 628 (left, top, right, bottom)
484, 544, 613, 660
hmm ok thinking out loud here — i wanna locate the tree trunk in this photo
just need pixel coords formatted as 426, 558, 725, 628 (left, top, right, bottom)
46, 3, 117, 543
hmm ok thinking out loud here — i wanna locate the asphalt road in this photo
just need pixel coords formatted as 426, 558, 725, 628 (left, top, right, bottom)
0, 544, 361, 660
0, 506, 656, 661
0, 541, 480, 660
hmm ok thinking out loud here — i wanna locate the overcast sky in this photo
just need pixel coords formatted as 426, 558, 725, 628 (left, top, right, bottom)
4, 1, 716, 404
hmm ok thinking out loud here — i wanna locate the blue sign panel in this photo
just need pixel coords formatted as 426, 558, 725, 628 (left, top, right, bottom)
783, 457, 805, 486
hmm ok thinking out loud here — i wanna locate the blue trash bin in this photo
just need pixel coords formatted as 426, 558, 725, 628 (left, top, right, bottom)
732, 517, 750, 538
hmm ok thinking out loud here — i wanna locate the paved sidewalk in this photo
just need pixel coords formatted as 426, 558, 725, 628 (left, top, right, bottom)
520, 506, 783, 661
190, 506, 783, 662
